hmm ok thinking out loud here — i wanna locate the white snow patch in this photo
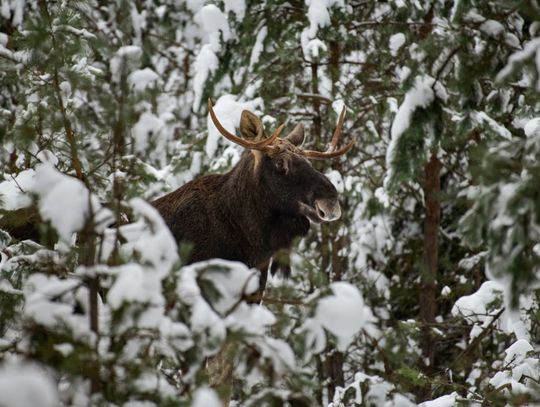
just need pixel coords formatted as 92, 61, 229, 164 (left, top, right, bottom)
313, 282, 366, 351
389, 33, 406, 56
0, 169, 35, 211
194, 5, 231, 51
472, 111, 512, 140
305, 0, 344, 38
301, 30, 327, 60
132, 112, 165, 153
32, 164, 112, 242
224, 0, 246, 21
192, 44, 219, 112
524, 117, 540, 138
497, 37, 540, 90
480, 20, 505, 38
128, 68, 160, 91
191, 387, 221, 407
385, 75, 446, 188
249, 26, 267, 69
110, 45, 142, 83
451, 281, 503, 323
0, 363, 58, 407
206, 94, 263, 158
418, 393, 457, 407
107, 263, 162, 310
198, 260, 259, 314
504, 339, 533, 365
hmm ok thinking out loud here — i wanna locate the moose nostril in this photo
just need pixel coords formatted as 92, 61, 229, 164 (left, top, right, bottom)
315, 199, 341, 221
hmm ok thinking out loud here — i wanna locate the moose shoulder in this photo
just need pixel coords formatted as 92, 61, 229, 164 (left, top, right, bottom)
152, 100, 353, 272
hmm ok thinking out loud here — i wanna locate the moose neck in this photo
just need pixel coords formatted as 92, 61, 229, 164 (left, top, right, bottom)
221, 153, 268, 236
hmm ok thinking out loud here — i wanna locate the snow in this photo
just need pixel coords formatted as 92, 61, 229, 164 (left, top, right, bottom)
253, 336, 295, 373
472, 111, 512, 139
128, 198, 179, 276
301, 30, 327, 60
389, 33, 406, 56
385, 75, 447, 188
205, 94, 263, 158
107, 263, 161, 309
0, 363, 58, 407
194, 4, 231, 51
128, 68, 160, 91
524, 117, 540, 138
176, 262, 226, 351
132, 112, 165, 152
110, 45, 142, 83
32, 164, 113, 242
504, 339, 533, 365
418, 393, 457, 407
191, 387, 221, 407
326, 170, 344, 193
479, 20, 505, 38
192, 44, 219, 112
313, 282, 366, 351
497, 37, 540, 88
225, 303, 276, 334
451, 281, 503, 323
249, 26, 267, 69
223, 0, 246, 21
305, 0, 344, 38
1, 0, 26, 26
0, 168, 34, 211
198, 259, 259, 314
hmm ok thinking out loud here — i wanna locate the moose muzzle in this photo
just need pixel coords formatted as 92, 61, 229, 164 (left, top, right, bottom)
314, 199, 341, 222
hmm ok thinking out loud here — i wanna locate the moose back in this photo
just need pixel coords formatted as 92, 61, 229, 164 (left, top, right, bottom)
152, 101, 352, 275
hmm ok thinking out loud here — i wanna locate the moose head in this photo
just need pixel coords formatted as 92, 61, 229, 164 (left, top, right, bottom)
208, 99, 353, 234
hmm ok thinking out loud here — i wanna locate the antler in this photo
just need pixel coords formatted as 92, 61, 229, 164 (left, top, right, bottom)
300, 106, 354, 160
208, 99, 284, 151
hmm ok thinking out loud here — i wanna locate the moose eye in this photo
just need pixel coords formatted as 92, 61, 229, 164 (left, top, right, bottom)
274, 158, 287, 173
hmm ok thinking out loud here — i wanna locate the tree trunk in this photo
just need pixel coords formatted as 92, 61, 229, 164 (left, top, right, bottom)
420, 153, 441, 368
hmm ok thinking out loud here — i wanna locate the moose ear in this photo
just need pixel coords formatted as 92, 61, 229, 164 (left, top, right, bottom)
285, 123, 305, 146
239, 110, 264, 140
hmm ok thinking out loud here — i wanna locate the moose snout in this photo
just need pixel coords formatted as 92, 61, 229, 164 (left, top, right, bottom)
315, 199, 341, 222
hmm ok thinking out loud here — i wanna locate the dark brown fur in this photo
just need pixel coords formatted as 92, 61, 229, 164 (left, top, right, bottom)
153, 147, 337, 269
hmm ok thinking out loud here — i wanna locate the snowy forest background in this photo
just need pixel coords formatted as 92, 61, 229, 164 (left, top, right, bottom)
1, 0, 540, 406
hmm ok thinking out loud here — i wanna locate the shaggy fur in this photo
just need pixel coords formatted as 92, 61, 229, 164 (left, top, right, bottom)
152, 144, 338, 269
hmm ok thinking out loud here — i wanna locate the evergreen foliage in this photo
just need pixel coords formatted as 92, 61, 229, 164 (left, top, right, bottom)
0, 1, 539, 406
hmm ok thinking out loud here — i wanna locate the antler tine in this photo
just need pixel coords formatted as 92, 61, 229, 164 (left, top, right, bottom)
302, 140, 355, 160
300, 105, 353, 160
208, 99, 282, 151
327, 106, 346, 153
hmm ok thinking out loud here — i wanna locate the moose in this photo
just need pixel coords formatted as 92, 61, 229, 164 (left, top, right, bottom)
153, 100, 353, 287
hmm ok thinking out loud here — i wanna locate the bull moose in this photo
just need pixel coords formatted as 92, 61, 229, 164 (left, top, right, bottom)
153, 100, 353, 287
